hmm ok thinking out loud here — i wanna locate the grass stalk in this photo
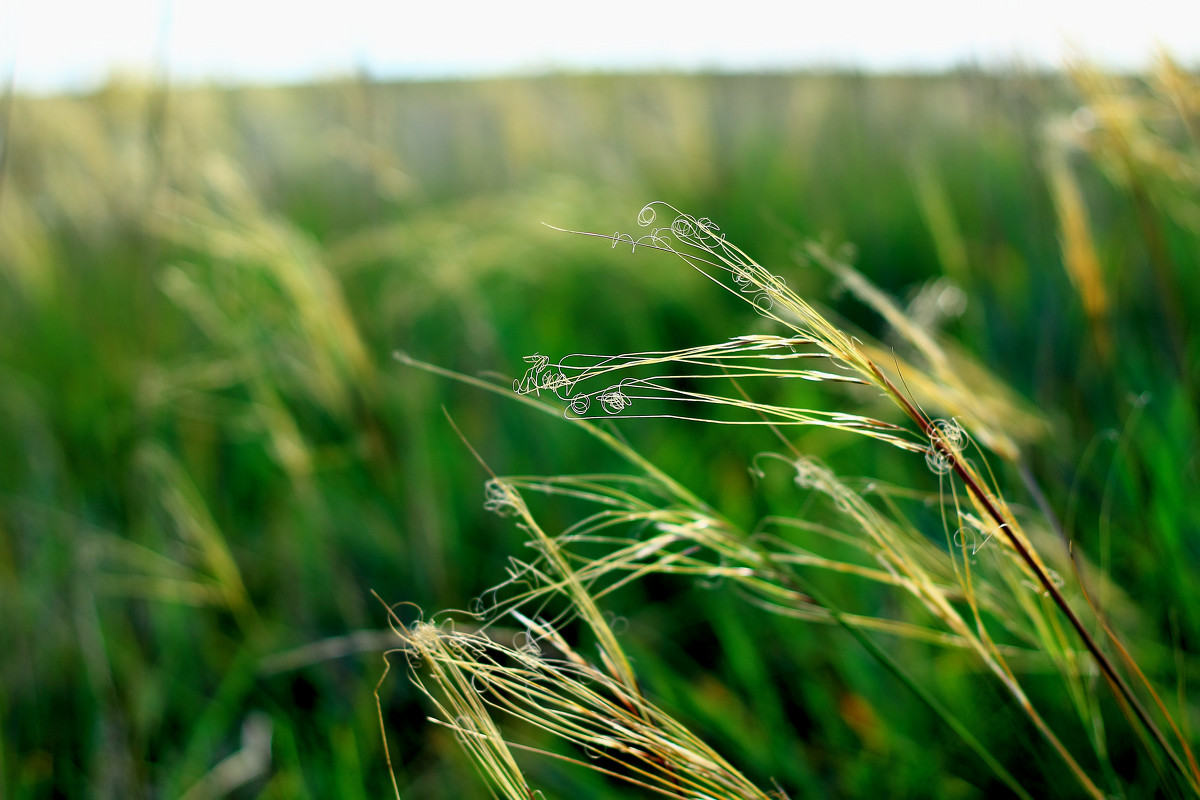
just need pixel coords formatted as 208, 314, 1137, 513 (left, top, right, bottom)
523, 201, 1198, 795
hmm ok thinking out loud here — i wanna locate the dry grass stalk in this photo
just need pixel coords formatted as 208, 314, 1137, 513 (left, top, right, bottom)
398, 201, 1198, 797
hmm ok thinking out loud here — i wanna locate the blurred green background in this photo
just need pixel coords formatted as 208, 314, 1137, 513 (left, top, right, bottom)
1, 67, 1197, 797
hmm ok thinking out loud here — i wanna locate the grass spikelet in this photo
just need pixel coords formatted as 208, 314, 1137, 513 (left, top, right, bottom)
393, 610, 779, 800
394, 617, 536, 800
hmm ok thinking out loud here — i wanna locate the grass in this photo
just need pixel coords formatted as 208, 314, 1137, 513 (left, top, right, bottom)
1, 61, 1198, 797
396, 188, 1197, 797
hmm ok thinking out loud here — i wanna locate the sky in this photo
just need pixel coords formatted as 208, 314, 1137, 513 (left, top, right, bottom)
3, 0, 1199, 93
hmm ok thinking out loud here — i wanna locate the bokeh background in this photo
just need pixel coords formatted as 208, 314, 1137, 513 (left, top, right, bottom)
2, 4, 1199, 798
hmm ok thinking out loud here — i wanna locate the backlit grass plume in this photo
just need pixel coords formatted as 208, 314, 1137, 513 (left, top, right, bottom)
397, 202, 1199, 798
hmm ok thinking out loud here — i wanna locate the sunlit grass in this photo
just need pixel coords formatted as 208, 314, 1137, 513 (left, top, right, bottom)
398, 188, 1197, 796
1, 63, 1197, 798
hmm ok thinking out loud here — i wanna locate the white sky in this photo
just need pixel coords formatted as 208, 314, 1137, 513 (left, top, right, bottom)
3, 0, 1199, 93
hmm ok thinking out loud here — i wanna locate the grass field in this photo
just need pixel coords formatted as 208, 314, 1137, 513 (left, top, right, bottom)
1, 64, 1198, 798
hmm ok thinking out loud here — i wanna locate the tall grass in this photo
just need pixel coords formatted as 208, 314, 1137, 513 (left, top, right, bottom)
1, 64, 1196, 798
395, 62, 1200, 798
